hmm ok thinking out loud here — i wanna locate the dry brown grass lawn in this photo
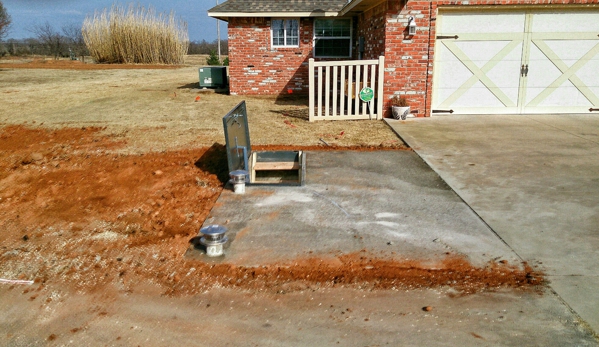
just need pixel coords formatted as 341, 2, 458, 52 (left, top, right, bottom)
0, 55, 403, 153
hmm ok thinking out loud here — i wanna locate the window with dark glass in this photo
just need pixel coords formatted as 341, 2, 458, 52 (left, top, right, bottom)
314, 19, 352, 58
271, 19, 299, 47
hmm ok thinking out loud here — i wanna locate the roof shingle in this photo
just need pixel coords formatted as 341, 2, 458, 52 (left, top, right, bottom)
209, 0, 350, 14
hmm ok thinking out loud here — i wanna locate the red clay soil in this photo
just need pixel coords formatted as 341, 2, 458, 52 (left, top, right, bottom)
0, 58, 180, 70
167, 253, 542, 296
0, 125, 543, 297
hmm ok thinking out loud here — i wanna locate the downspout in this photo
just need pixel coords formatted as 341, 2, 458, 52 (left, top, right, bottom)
424, 1, 433, 117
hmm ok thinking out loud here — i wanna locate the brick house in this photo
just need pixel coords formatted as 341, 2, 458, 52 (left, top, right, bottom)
209, 0, 599, 117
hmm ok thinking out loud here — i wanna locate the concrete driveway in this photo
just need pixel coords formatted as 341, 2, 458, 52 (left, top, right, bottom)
386, 114, 599, 334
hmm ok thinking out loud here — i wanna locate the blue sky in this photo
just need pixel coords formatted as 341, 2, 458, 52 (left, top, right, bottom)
2, 0, 225, 41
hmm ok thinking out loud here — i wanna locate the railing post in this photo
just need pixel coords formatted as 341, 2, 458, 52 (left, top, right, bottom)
348, 66, 353, 116
332, 66, 338, 117
370, 63, 376, 119
325, 66, 331, 117
340, 66, 346, 116
318, 66, 323, 118
354, 64, 361, 117
376, 56, 385, 120
309, 58, 315, 122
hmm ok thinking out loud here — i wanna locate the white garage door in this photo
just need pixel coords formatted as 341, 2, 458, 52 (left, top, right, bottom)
432, 10, 599, 114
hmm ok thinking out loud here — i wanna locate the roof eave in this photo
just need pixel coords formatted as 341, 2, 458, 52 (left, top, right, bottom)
340, 0, 364, 15
340, 0, 386, 16
207, 11, 342, 21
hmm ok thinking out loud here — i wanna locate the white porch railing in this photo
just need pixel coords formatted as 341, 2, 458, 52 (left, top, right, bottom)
308, 56, 385, 122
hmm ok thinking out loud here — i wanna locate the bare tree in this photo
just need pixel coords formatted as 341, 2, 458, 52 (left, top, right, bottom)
30, 21, 64, 59
0, 0, 12, 40
62, 23, 88, 59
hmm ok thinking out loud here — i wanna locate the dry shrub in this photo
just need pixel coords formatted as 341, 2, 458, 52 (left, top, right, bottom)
82, 4, 188, 64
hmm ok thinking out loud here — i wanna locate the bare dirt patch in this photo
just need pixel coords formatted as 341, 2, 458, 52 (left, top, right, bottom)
0, 125, 221, 284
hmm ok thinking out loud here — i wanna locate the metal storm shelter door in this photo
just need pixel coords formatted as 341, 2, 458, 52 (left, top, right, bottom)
222, 101, 306, 186
433, 11, 599, 114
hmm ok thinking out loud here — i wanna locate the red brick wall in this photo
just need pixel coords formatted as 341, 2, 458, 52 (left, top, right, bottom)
356, 3, 387, 60
383, 0, 432, 117
228, 17, 314, 95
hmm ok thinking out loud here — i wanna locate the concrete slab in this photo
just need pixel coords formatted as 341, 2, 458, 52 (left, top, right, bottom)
526, 114, 599, 144
550, 276, 599, 333
189, 151, 518, 267
385, 114, 599, 335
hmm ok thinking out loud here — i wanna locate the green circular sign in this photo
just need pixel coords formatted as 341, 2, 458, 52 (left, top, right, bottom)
359, 87, 374, 102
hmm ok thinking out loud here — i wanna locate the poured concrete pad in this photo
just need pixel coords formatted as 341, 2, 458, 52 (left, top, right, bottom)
386, 114, 599, 335
189, 151, 518, 267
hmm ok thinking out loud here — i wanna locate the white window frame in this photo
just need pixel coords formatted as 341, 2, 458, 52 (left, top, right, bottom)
270, 18, 300, 48
313, 18, 352, 58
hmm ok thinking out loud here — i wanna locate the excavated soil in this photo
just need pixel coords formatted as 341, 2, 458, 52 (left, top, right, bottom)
0, 125, 544, 298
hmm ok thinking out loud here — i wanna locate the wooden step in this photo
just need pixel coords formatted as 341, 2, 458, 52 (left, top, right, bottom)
253, 161, 300, 171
